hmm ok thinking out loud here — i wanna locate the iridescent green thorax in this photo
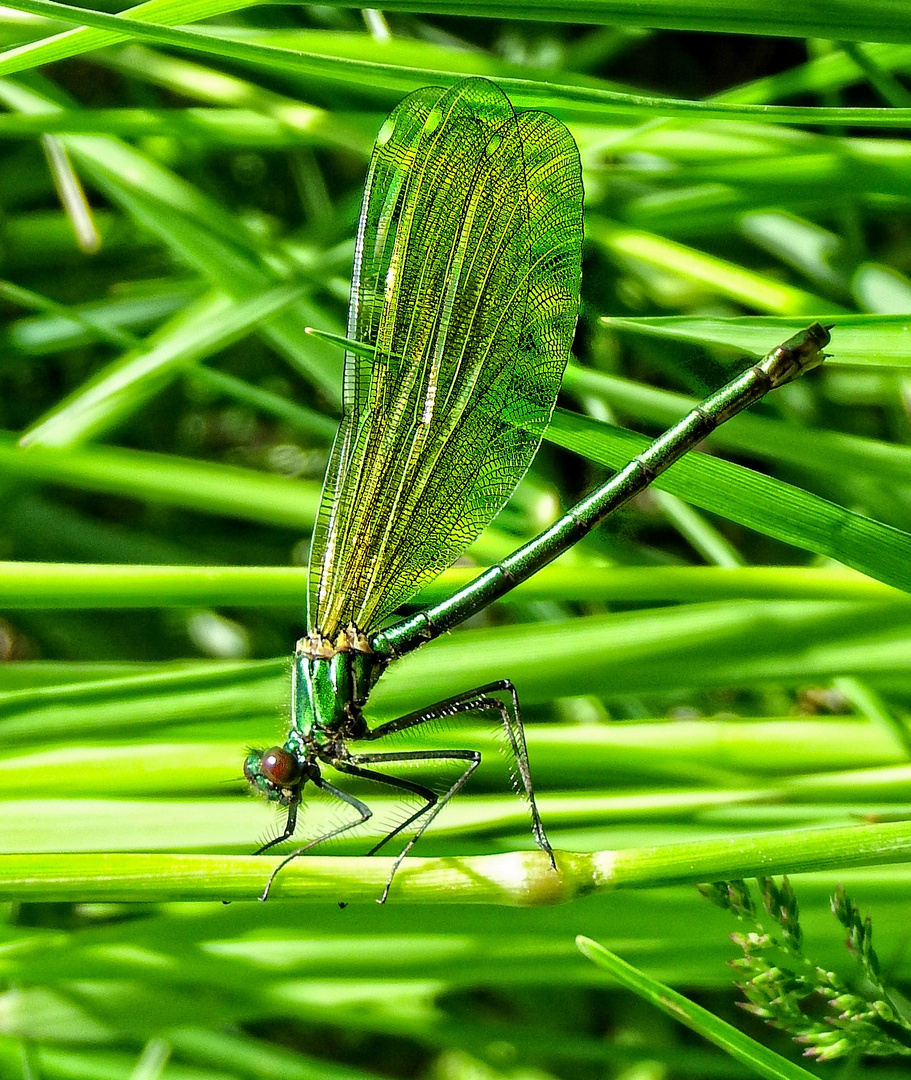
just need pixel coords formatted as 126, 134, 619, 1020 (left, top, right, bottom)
243, 626, 384, 809
291, 627, 384, 744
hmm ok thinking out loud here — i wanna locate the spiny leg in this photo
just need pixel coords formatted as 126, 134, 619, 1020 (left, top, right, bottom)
336, 749, 492, 858
478, 680, 553, 866
255, 802, 299, 857
258, 777, 372, 901
339, 748, 481, 904
331, 756, 443, 856
365, 681, 554, 866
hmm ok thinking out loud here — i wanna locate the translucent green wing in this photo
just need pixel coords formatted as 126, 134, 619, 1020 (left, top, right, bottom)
308, 77, 583, 639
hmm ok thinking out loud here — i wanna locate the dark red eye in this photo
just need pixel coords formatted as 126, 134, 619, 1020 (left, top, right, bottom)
261, 747, 302, 786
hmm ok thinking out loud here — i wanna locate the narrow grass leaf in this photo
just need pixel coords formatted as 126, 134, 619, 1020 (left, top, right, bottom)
20, 283, 307, 447
0, 0, 252, 75
3, 7, 911, 127
576, 937, 818, 1080
602, 314, 911, 370
0, 77, 345, 399
589, 219, 835, 313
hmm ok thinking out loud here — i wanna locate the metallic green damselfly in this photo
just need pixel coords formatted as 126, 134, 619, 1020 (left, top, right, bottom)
244, 78, 830, 902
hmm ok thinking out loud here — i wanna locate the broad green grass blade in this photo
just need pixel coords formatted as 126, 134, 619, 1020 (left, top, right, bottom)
589, 219, 837, 313
0, 563, 901, 609
5, 716, 911, 796
0, 104, 350, 146
2, 600, 909, 746
564, 365, 911, 486
544, 408, 911, 595
300, 2, 911, 46
0, 433, 321, 527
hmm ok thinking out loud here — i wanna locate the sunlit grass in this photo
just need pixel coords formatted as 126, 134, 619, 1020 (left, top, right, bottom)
1, 6, 911, 1078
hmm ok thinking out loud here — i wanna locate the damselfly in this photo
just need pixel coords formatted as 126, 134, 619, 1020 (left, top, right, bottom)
244, 77, 830, 902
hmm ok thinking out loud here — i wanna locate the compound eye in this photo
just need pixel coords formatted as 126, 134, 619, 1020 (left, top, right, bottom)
261, 746, 302, 787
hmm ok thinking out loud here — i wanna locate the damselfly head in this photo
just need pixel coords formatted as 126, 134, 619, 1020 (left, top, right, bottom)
244, 746, 312, 806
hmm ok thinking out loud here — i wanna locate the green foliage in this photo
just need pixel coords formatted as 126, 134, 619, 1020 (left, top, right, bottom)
1, 4, 911, 1079
704, 877, 911, 1061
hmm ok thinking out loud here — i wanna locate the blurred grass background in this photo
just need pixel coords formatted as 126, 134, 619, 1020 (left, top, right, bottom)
2, 2, 911, 1077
